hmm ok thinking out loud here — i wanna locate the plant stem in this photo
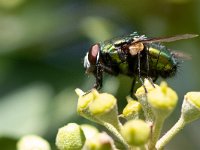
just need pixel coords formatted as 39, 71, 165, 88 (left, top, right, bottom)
102, 121, 129, 150
149, 116, 165, 150
139, 145, 147, 150
137, 95, 154, 123
130, 145, 146, 150
156, 117, 186, 150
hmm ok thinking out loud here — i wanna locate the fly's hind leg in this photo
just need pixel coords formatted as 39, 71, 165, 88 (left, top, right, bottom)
137, 52, 147, 93
145, 46, 155, 88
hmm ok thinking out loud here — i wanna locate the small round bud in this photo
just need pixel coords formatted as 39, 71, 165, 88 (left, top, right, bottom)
88, 92, 121, 131
17, 135, 51, 150
136, 78, 159, 96
75, 89, 121, 132
75, 89, 96, 111
89, 93, 116, 115
81, 124, 99, 140
56, 123, 86, 150
84, 132, 114, 150
185, 92, 200, 108
156, 91, 200, 150
181, 92, 200, 123
121, 119, 150, 146
122, 97, 143, 120
147, 81, 178, 117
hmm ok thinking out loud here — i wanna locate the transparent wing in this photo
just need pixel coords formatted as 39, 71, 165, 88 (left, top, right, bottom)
171, 50, 191, 60
133, 34, 198, 44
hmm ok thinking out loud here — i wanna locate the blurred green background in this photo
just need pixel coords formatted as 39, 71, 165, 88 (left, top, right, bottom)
0, 0, 199, 149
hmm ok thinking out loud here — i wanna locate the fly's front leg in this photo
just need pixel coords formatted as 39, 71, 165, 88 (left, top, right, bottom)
93, 63, 103, 90
99, 64, 118, 76
130, 76, 137, 98
93, 62, 118, 90
116, 47, 127, 62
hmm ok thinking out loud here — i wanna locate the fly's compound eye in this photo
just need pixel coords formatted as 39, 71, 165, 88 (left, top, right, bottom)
84, 43, 100, 74
88, 44, 100, 65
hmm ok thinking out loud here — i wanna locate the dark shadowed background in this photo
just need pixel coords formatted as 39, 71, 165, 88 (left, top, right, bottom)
0, 0, 200, 149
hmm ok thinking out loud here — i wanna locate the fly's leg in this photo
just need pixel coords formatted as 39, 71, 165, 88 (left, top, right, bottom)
92, 63, 118, 92
93, 63, 103, 90
146, 46, 150, 77
83, 64, 103, 97
84, 65, 102, 96
117, 47, 127, 62
138, 52, 147, 93
130, 76, 136, 95
147, 77, 155, 88
145, 47, 155, 88
130, 76, 137, 98
99, 64, 118, 76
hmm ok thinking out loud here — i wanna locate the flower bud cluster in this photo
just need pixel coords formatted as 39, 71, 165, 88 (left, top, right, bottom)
54, 79, 200, 150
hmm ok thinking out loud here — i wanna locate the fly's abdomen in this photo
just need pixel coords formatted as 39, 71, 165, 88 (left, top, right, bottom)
148, 44, 177, 78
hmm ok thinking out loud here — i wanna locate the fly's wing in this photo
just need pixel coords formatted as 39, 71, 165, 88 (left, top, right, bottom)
133, 34, 198, 44
170, 50, 191, 60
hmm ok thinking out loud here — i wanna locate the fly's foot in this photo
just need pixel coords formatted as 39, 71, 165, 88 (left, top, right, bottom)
147, 77, 155, 88
139, 78, 148, 93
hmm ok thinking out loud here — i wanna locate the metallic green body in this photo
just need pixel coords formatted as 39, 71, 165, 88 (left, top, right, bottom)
84, 32, 197, 91
148, 44, 177, 72
99, 32, 177, 79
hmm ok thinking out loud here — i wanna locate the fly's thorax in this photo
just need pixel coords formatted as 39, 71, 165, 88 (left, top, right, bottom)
99, 41, 132, 75
148, 44, 178, 78
100, 42, 123, 64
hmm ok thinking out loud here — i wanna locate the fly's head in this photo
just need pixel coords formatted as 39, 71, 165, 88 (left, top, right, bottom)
84, 43, 100, 74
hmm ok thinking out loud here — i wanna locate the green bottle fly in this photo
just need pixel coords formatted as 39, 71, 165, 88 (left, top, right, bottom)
83, 32, 198, 94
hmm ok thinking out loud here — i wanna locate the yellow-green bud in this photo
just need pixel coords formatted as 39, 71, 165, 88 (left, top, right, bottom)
75, 89, 121, 132
84, 132, 114, 150
185, 92, 200, 108
75, 88, 98, 112
89, 93, 116, 115
181, 92, 200, 123
88, 92, 121, 131
122, 96, 143, 120
156, 92, 200, 150
147, 82, 178, 117
81, 124, 99, 140
136, 78, 159, 96
17, 135, 51, 150
121, 119, 150, 146
135, 78, 158, 122
75, 89, 117, 116
56, 123, 86, 150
